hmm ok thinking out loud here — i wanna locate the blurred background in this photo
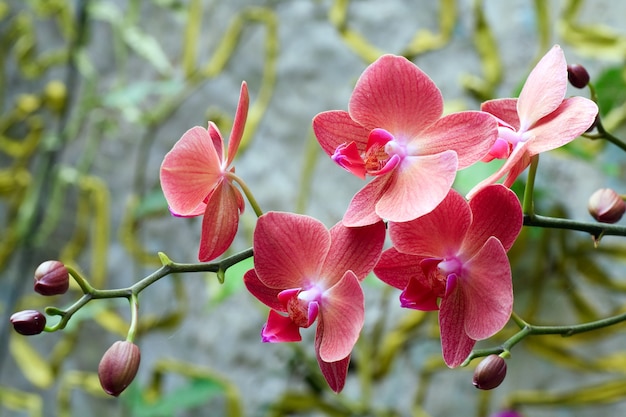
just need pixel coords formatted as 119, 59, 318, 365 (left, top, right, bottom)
2, 0, 626, 416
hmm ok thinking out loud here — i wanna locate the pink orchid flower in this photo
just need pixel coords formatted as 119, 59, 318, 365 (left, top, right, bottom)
468, 45, 598, 198
313, 54, 498, 226
160, 82, 249, 261
244, 211, 385, 392
373, 184, 523, 367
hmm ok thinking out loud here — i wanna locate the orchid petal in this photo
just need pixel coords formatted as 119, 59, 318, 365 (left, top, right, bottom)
462, 237, 513, 340
399, 273, 441, 311
375, 151, 458, 223
262, 310, 302, 343
343, 175, 391, 227
415, 111, 498, 169
463, 185, 523, 255
313, 110, 371, 157
208, 122, 225, 162
466, 142, 530, 199
322, 221, 385, 284
332, 141, 367, 179
438, 274, 476, 367
349, 55, 443, 136
517, 45, 567, 129
315, 328, 351, 393
317, 271, 364, 363
388, 188, 470, 258
160, 126, 222, 215
226, 81, 250, 167
373, 248, 424, 290
481, 98, 520, 130
243, 270, 285, 312
198, 180, 241, 262
526, 97, 598, 155
253, 212, 330, 289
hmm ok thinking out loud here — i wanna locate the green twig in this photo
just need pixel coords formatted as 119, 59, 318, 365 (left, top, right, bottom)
44, 248, 253, 332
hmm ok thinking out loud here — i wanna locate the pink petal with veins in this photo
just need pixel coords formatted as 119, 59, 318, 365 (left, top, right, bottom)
198, 180, 241, 261
313, 110, 371, 157
342, 176, 391, 227
243, 270, 285, 312
253, 212, 329, 289
526, 97, 598, 155
374, 248, 424, 290
225, 82, 250, 166
461, 237, 513, 340
376, 151, 458, 223
317, 271, 364, 363
388, 188, 470, 257
160, 126, 222, 215
323, 221, 385, 283
415, 111, 497, 169
315, 326, 351, 393
517, 45, 567, 128
463, 185, 523, 255
438, 274, 477, 367
349, 55, 443, 136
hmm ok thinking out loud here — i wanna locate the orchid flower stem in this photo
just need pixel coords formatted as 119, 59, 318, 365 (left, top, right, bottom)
229, 172, 264, 217
126, 293, 139, 343
522, 154, 539, 216
583, 83, 626, 151
66, 265, 95, 294
465, 308, 626, 366
523, 213, 626, 238
44, 248, 253, 332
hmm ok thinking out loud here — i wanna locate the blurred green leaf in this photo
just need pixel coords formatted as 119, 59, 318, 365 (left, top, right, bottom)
133, 188, 169, 219
124, 379, 224, 417
594, 67, 626, 116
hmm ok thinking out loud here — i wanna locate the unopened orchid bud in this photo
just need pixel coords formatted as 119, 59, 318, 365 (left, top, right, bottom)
34, 260, 70, 296
98, 341, 141, 396
588, 188, 626, 224
473, 354, 507, 390
567, 64, 590, 89
10, 310, 46, 335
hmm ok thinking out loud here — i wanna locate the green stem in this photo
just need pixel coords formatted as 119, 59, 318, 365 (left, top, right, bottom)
583, 83, 626, 152
464, 308, 626, 365
126, 293, 139, 342
522, 154, 539, 216
228, 172, 263, 217
45, 248, 254, 332
524, 213, 626, 239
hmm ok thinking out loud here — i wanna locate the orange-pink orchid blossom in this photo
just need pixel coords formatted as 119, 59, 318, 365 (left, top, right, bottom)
468, 45, 598, 198
160, 82, 249, 261
313, 54, 498, 226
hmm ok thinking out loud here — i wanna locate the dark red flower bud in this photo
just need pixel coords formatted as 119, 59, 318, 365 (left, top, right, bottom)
588, 188, 626, 224
567, 64, 590, 88
473, 354, 507, 390
98, 341, 141, 396
10, 310, 47, 335
34, 260, 69, 296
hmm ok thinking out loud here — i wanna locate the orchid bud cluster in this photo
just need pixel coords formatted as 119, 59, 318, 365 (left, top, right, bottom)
13, 42, 625, 405
9, 260, 70, 336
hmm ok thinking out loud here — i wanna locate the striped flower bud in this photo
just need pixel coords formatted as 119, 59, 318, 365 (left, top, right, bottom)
98, 341, 141, 396
34, 260, 69, 296
10, 310, 46, 335
473, 354, 507, 390
588, 188, 626, 224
